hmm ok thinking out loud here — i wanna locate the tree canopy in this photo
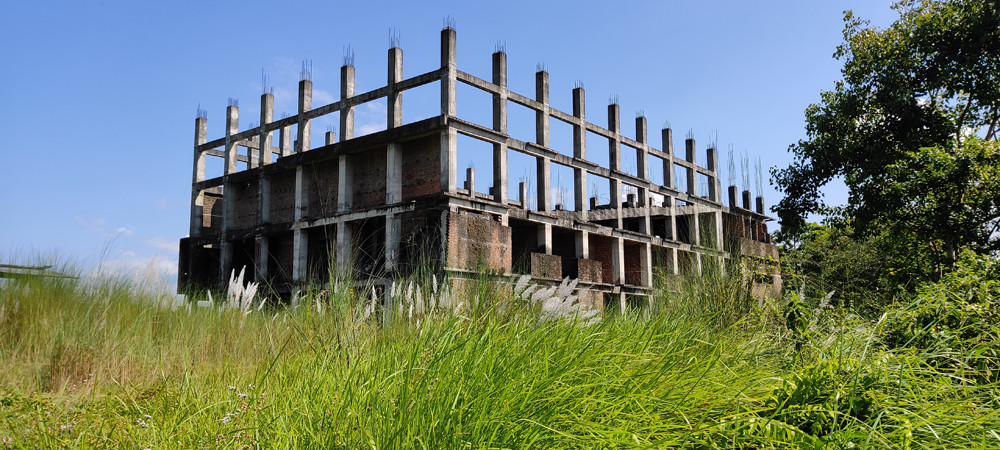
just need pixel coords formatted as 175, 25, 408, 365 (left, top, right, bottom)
773, 0, 1000, 267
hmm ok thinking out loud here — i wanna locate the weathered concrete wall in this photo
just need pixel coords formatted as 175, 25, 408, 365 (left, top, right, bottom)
446, 211, 511, 272
269, 171, 296, 223
307, 160, 339, 218
401, 135, 441, 200
352, 147, 387, 210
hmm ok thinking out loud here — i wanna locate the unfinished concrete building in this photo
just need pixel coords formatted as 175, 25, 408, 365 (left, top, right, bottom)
177, 27, 779, 309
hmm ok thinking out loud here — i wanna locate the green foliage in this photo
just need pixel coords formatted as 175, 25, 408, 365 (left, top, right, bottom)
773, 0, 1000, 267
881, 251, 1000, 382
763, 359, 879, 438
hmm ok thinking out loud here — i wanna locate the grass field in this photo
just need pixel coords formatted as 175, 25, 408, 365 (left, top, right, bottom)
1, 264, 998, 448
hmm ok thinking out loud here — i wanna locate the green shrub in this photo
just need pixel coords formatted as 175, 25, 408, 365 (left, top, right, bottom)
881, 251, 1000, 382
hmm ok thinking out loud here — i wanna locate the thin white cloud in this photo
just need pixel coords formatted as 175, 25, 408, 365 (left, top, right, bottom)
145, 235, 177, 253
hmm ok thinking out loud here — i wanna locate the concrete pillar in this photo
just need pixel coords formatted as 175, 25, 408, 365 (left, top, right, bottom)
441, 129, 457, 193
575, 230, 589, 259
728, 185, 738, 209
611, 237, 624, 285
608, 104, 621, 171
219, 242, 232, 285
572, 87, 587, 221
341, 65, 355, 140
279, 125, 291, 157
440, 27, 457, 117
292, 229, 307, 282
537, 223, 552, 254
519, 181, 529, 209
536, 156, 550, 211
336, 221, 353, 270
465, 167, 476, 196
387, 142, 402, 204
259, 93, 274, 166
715, 210, 724, 251
385, 214, 400, 274
535, 70, 549, 147
670, 247, 679, 275
338, 154, 353, 212
326, 131, 337, 146
742, 190, 752, 210
640, 243, 652, 287
635, 116, 648, 180
492, 51, 508, 204
190, 117, 207, 237
255, 236, 269, 283
756, 196, 765, 214
388, 47, 403, 129
296, 80, 312, 152
258, 177, 271, 223
224, 105, 239, 175
662, 127, 673, 189
685, 138, 697, 197
706, 146, 718, 202
385, 49, 402, 205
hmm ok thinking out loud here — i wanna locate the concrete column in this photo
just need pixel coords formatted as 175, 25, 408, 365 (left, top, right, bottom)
728, 185, 738, 209
279, 125, 291, 157
388, 47, 403, 129
336, 221, 353, 270
537, 223, 552, 254
636, 116, 648, 180
575, 230, 589, 259
292, 229, 307, 282
611, 237, 625, 284
259, 93, 274, 166
385, 214, 400, 274
670, 247, 679, 275
341, 65, 355, 140
715, 211, 724, 251
385, 49, 402, 205
536, 156, 550, 211
535, 70, 549, 147
255, 236, 269, 283
706, 146, 718, 202
608, 104, 621, 171
224, 105, 239, 175
640, 243, 652, 287
338, 154, 353, 212
258, 177, 271, 223
326, 131, 337, 146
492, 51, 508, 204
756, 196, 765, 214
440, 27, 457, 117
519, 181, 528, 209
219, 242, 232, 285
296, 80, 312, 152
191, 117, 207, 237
662, 127, 674, 189
685, 138, 697, 196
441, 128, 457, 193
465, 167, 476, 196
742, 190, 752, 210
572, 88, 587, 220
387, 142, 402, 204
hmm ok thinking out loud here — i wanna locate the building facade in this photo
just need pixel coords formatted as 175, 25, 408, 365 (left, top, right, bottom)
178, 27, 779, 309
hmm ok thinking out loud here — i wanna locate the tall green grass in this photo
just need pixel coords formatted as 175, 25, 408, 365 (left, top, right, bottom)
1, 261, 998, 448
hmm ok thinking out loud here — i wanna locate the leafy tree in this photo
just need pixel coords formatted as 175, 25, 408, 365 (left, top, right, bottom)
773, 0, 1000, 268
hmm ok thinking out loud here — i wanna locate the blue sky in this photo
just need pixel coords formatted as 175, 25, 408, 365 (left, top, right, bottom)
0, 1, 897, 282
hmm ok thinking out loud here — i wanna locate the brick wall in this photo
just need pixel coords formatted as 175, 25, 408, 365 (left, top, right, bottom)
576, 259, 603, 283
352, 147, 387, 210
446, 211, 511, 273
232, 181, 258, 229
530, 253, 562, 280
307, 160, 339, 218
402, 135, 441, 199
269, 171, 296, 224
202, 192, 223, 231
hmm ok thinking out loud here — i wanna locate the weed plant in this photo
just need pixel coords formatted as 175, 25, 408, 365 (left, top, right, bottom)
1, 258, 998, 448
